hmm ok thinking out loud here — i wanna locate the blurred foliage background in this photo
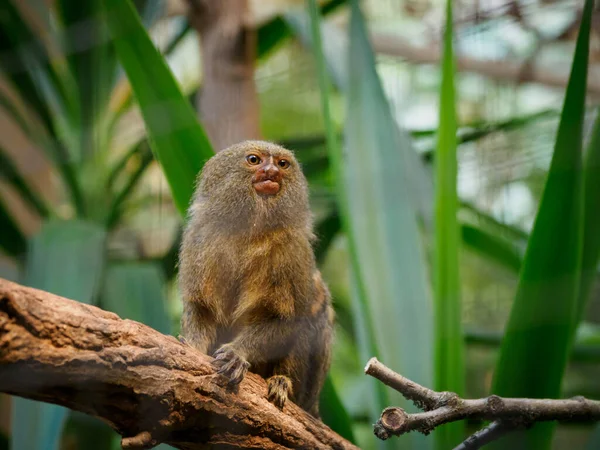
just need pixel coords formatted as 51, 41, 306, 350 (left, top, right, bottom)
0, 0, 599, 449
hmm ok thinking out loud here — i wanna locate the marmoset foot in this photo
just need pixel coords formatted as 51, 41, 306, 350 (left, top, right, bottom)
267, 375, 292, 409
213, 344, 250, 387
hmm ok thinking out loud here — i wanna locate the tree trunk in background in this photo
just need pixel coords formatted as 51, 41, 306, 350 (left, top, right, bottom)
186, 0, 262, 152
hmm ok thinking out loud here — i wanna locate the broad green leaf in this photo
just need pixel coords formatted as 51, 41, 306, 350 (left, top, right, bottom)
577, 110, 600, 322
347, 266, 392, 450
490, 1, 593, 449
101, 0, 214, 216
20, 220, 106, 303
345, 0, 434, 395
285, 4, 434, 230
106, 19, 191, 135
11, 219, 106, 450
101, 262, 172, 335
314, 1, 434, 448
11, 400, 68, 450
0, 196, 26, 258
433, 1, 464, 447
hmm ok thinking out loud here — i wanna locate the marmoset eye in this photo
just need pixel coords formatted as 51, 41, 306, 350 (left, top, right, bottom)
246, 154, 261, 165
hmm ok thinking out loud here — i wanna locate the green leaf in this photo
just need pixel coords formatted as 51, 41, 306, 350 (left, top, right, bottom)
460, 201, 529, 243
257, 0, 348, 60
56, 0, 117, 160
11, 219, 106, 450
0, 1, 59, 132
465, 327, 600, 364
318, 376, 356, 443
105, 143, 154, 228
345, 0, 434, 395
314, 209, 341, 265
0, 430, 7, 450
307, 1, 434, 448
101, 262, 172, 335
0, 196, 26, 258
586, 423, 600, 450
305, 2, 356, 442
490, 1, 594, 449
21, 220, 106, 303
63, 413, 117, 450
101, 0, 214, 216
577, 110, 600, 322
461, 224, 522, 273
286, 4, 434, 230
10, 400, 68, 450
433, 1, 464, 447
0, 148, 50, 217
284, 8, 348, 91
133, 0, 165, 28
0, 2, 84, 216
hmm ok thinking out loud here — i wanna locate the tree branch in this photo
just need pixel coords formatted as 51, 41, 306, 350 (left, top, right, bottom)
185, 0, 262, 151
453, 420, 520, 450
369, 32, 600, 96
0, 277, 358, 450
365, 357, 600, 443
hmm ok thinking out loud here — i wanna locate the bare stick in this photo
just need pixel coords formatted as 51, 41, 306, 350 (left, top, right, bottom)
365, 357, 600, 441
0, 278, 357, 450
453, 421, 520, 450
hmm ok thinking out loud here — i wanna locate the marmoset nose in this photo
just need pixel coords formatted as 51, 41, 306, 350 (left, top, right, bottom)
261, 161, 280, 180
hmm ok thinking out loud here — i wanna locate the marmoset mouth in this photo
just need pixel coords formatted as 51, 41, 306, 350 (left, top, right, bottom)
253, 179, 280, 195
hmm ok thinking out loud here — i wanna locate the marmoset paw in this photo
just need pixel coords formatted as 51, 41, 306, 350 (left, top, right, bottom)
213, 345, 250, 387
267, 375, 292, 409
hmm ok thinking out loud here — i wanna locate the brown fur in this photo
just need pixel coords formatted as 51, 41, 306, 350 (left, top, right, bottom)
178, 140, 334, 417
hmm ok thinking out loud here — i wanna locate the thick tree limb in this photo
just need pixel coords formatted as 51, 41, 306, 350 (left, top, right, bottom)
0, 278, 358, 450
365, 357, 600, 444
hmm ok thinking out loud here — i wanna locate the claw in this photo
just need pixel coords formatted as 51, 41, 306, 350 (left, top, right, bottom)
212, 345, 249, 387
267, 375, 291, 409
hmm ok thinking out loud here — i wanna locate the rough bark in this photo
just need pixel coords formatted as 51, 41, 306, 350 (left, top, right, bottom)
186, 0, 262, 152
0, 278, 358, 450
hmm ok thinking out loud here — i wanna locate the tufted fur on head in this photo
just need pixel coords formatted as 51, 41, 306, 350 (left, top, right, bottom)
188, 140, 313, 237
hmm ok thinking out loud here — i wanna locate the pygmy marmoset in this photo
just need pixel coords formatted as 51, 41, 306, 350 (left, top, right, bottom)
178, 140, 334, 418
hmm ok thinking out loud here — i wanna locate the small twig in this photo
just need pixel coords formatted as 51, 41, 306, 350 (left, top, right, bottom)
365, 357, 600, 442
453, 420, 520, 450
364, 357, 453, 412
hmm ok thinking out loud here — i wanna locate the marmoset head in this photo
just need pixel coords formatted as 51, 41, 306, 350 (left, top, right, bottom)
191, 141, 312, 233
